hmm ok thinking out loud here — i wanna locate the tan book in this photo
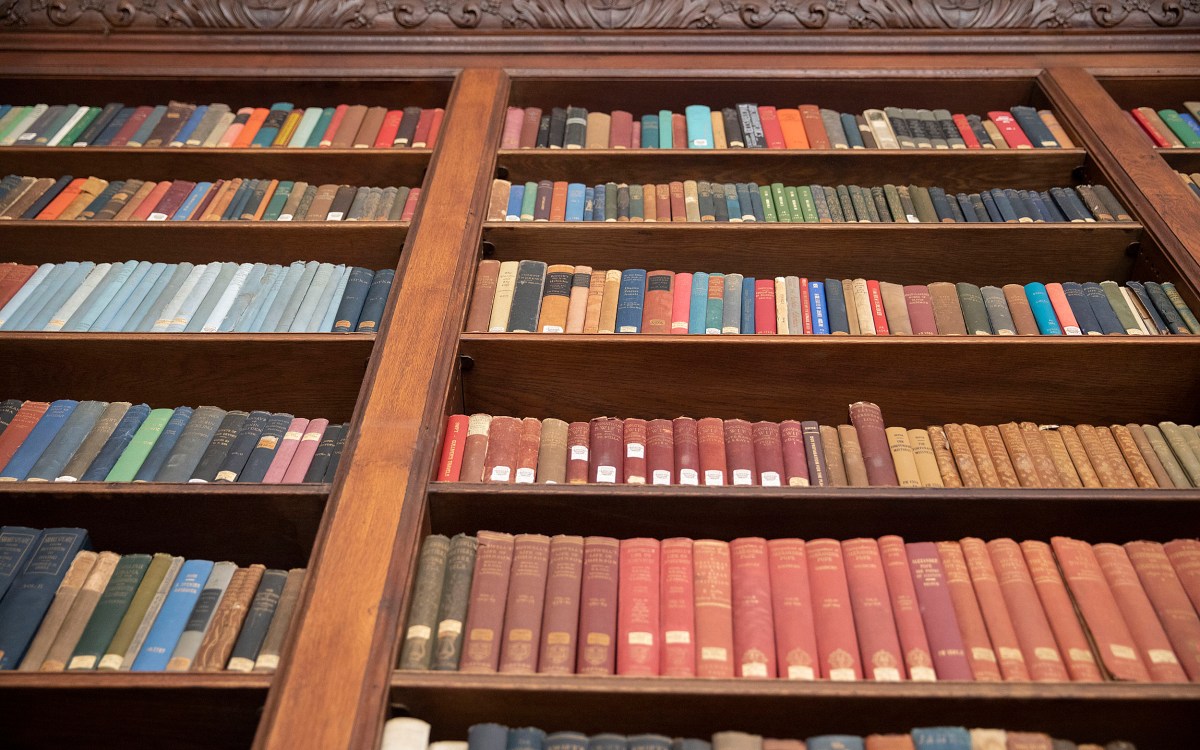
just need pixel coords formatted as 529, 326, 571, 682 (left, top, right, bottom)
851, 278, 876, 334
536, 263, 574, 333
879, 281, 912, 335
536, 418, 569, 484
1094, 426, 1138, 488
198, 178, 237, 221
302, 183, 340, 221
1038, 427, 1084, 488
249, 179, 278, 221
564, 265, 591, 333
277, 180, 308, 221
1055, 425, 1103, 487
465, 259, 501, 333
842, 279, 860, 334
253, 568, 306, 672
885, 427, 921, 487
583, 270, 606, 334
819, 425, 847, 487
1143, 424, 1192, 487
1074, 424, 1126, 488
330, 104, 368, 148
928, 281, 968, 335
39, 551, 120, 671
1109, 424, 1159, 488
907, 428, 944, 487
19, 551, 98, 671
1017, 422, 1062, 488
981, 424, 1021, 487
836, 424, 869, 487
642, 185, 657, 222
710, 111, 727, 149
1160, 422, 1200, 486
2, 177, 55, 219
585, 112, 611, 149
682, 180, 700, 222
597, 269, 621, 334
201, 110, 237, 147
56, 177, 108, 221
982, 119, 1008, 148
1126, 423, 1174, 488
942, 424, 982, 487
193, 565, 265, 671
1121, 287, 1152, 334
962, 423, 1002, 487
487, 260, 519, 333
1001, 283, 1040, 335
353, 106, 388, 148
773, 277, 789, 334
925, 425, 963, 487
970, 728, 1007, 750
1038, 110, 1075, 148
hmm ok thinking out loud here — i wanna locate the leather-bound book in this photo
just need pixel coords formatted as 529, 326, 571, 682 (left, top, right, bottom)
987, 539, 1070, 681
672, 417, 700, 486
849, 402, 898, 486
538, 535, 583, 674
617, 538, 660, 675
926, 281, 967, 334
498, 534, 550, 674
641, 269, 673, 334
577, 536, 619, 675
1074, 424, 1127, 488
514, 418, 541, 484
693, 539, 735, 677
842, 538, 904, 681
660, 537, 695, 676
1002, 284, 1041, 335
697, 417, 727, 486
980, 425, 1021, 488
936, 541, 1002, 680
436, 415, 469, 482
1020, 540, 1103, 681
998, 422, 1040, 487
482, 415, 520, 483
750, 422, 784, 487
646, 419, 674, 485
730, 538, 776, 677
957, 538, 1030, 681
878, 536, 936, 681
838, 424, 870, 487
779, 420, 810, 487
459, 413, 491, 483
807, 539, 861, 680
536, 418, 568, 484
18, 550, 98, 671
583, 270, 606, 333
906, 542, 973, 680
1124, 540, 1200, 680
430, 535, 476, 671
723, 419, 756, 486
820, 425, 848, 486
566, 421, 590, 484
766, 539, 818, 680
617, 418, 647, 484
802, 421, 829, 487
1039, 427, 1084, 488
908, 429, 946, 487
536, 264, 573, 333
1018, 422, 1063, 487
588, 417, 623, 484
1095, 426, 1139, 487
885, 427, 921, 487
1093, 543, 1187, 682
194, 564, 265, 671
459, 530, 515, 672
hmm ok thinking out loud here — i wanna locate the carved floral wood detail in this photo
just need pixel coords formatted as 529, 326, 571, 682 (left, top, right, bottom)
1, 0, 1197, 29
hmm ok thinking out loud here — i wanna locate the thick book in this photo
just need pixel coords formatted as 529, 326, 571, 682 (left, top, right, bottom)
459, 531, 515, 673
399, 535, 451, 670
537, 535, 583, 674
37, 551, 120, 672
849, 402, 898, 486
1124, 540, 1200, 681
659, 537, 695, 677
0, 529, 90, 668
693, 539, 735, 677
0, 527, 41, 601
431, 535, 477, 671
1093, 543, 1187, 682
729, 537, 776, 678
807, 539, 861, 680
906, 541, 973, 680
617, 538, 660, 676
576, 536, 619, 675
938, 541, 1002, 681
498, 534, 550, 674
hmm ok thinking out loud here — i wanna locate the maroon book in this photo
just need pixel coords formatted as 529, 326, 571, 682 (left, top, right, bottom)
498, 534, 551, 673
672, 417, 700, 486
459, 414, 491, 482
842, 538, 905, 681
767, 539, 819, 680
646, 419, 675, 486
878, 536, 937, 681
623, 418, 648, 484
482, 416, 521, 483
779, 420, 810, 487
538, 535, 584, 674
751, 421, 785, 487
697, 417, 727, 486
730, 537, 776, 677
459, 531, 515, 672
906, 541, 974, 680
566, 421, 590, 484
576, 536, 620, 675
849, 401, 899, 486
617, 538, 661, 675
660, 537, 696, 676
147, 179, 195, 220
588, 417, 623, 483
723, 419, 757, 486
903, 284, 939, 335
513, 417, 542, 484
807, 539, 862, 680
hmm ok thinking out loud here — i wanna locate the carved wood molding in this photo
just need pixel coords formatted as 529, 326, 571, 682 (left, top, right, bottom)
2, 0, 1198, 31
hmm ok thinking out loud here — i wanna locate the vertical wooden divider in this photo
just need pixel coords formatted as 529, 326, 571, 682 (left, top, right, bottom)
254, 67, 509, 750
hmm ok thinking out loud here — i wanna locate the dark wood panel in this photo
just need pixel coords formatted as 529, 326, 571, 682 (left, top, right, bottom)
1094, 75, 1200, 111
1159, 149, 1200, 176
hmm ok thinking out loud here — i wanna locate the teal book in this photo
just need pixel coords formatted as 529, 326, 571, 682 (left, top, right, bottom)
353, 269, 395, 333
124, 262, 187, 332
332, 267, 375, 333
315, 264, 351, 332
688, 271, 709, 334
640, 115, 658, 148
0, 263, 54, 327
130, 559, 213, 671
136, 262, 199, 332
658, 109, 672, 148
0, 399, 78, 481
1161, 281, 1200, 333
104, 408, 174, 482
67, 553, 152, 670
0, 527, 41, 601
3, 261, 78, 330
255, 261, 307, 332
251, 102, 294, 147
684, 105, 714, 148
238, 412, 294, 483
261, 181, 294, 221
91, 260, 154, 331
704, 272, 724, 333
217, 263, 269, 332
304, 107, 336, 148
226, 568, 288, 671
79, 404, 151, 481
0, 528, 90, 669
132, 406, 193, 482
230, 263, 283, 332
1023, 282, 1063, 335
25, 261, 92, 331
24, 400, 107, 482
183, 262, 238, 332
288, 262, 336, 332
271, 260, 320, 332
154, 406, 226, 482
289, 108, 323, 147
64, 260, 139, 332
127, 104, 167, 145
165, 262, 222, 332
910, 727, 971, 750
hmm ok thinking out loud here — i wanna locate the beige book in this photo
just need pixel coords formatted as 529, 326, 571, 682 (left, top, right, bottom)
710, 111, 727, 149
642, 185, 656, 222
982, 119, 1008, 149
39, 551, 120, 671
537, 263, 575, 333
486, 179, 511, 221
1017, 422, 1062, 488
583, 270, 606, 334
924, 426, 963, 487
1038, 427, 1084, 488
19, 551, 98, 671
878, 281, 912, 335
487, 260, 519, 333
201, 110, 237, 147
942, 423, 982, 487
1074, 424, 1127, 488
960, 423, 999, 487
981, 424, 1021, 487
277, 180, 309, 221
1109, 424, 1158, 488
536, 418, 569, 484
56, 177, 108, 221
597, 269, 621, 334
773, 277, 789, 334
818, 425, 847, 487
1120, 287, 1152, 334
682, 180, 700, 222
837, 424, 869, 487
564, 265, 591, 333
842, 279, 860, 334
1055, 425, 1103, 488
970, 728, 1007, 750
1095, 426, 1139, 488
302, 183, 339, 221
1160, 422, 1200, 486
585, 112, 611, 149
851, 278, 875, 335
1038, 110, 1075, 148
907, 428, 945, 487
1142, 424, 1191, 487
885, 427, 921, 487
198, 179, 238, 221
253, 568, 306, 672
194, 565, 266, 671
1125, 423, 1174, 488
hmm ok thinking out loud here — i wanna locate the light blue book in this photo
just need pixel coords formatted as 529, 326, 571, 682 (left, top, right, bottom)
24, 261, 93, 331
565, 183, 586, 221
0, 399, 78, 480
126, 262, 187, 332
91, 260, 155, 331
253, 261, 304, 332
658, 109, 672, 148
165, 263, 222, 332
705, 272, 724, 334
685, 105, 714, 148
688, 271, 709, 334
1024, 281, 1063, 335
148, 264, 208, 332
288, 107, 324, 148
24, 400, 106, 482
288, 262, 335, 332
0, 263, 54, 327
316, 264, 352, 332
302, 263, 345, 332
218, 263, 270, 332
127, 104, 167, 146
810, 281, 830, 334
64, 260, 139, 332
132, 406, 193, 482
583, 187, 595, 220
740, 276, 755, 334
241, 263, 292, 332
269, 260, 319, 332
910, 727, 970, 750
182, 262, 238, 332
3, 261, 78, 330
170, 182, 213, 221
199, 262, 253, 332
130, 559, 213, 671
55, 263, 121, 331
721, 272, 742, 333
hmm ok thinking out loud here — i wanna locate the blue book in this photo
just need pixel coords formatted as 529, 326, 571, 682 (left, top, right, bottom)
805, 738, 863, 750
24, 400, 107, 482
468, 724, 509, 750
748, 184, 765, 221
704, 272, 724, 333
505, 183, 524, 221
583, 187, 595, 221
257, 261, 308, 332
305, 263, 347, 332
565, 183, 586, 221
978, 190, 1003, 222
546, 732, 589, 750
92, 106, 134, 146
725, 185, 741, 222
841, 112, 864, 148
19, 175, 73, 219
0, 527, 90, 668
740, 276, 755, 334
1061, 282, 1102, 334
810, 281, 830, 334
127, 262, 188, 332
593, 184, 606, 222
640, 114, 658, 148
288, 262, 336, 332
508, 727, 547, 750
331, 267, 375, 333
615, 269, 646, 333
0, 527, 41, 601
271, 260, 320, 332
25, 261, 93, 331
1082, 282, 1124, 335
3, 261, 78, 330
238, 412, 294, 483
187, 262, 241, 332
824, 277, 851, 333
589, 735, 626, 750
171, 104, 208, 146
251, 102, 293, 147
688, 272, 709, 334
0, 263, 54, 327
64, 260, 139, 332
989, 188, 1019, 222
0, 399, 78, 480
131, 559, 214, 671
91, 260, 155, 331
658, 109, 672, 148
223, 179, 257, 221
132, 406, 194, 482
127, 104, 167, 145
1039, 190, 1068, 222
1126, 281, 1170, 334
170, 181, 213, 221
955, 193, 980, 222
1023, 282, 1062, 334
218, 263, 269, 332
79, 403, 151, 481
355, 269, 395, 332
910, 727, 971, 750
1180, 112, 1200, 139
627, 736, 670, 750
685, 105, 714, 148
0, 105, 11, 122
243, 262, 293, 332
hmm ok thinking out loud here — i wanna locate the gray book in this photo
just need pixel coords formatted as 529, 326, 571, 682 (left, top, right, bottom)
25, 400, 108, 482
119, 556, 184, 670
217, 263, 269, 332
820, 108, 849, 148
184, 103, 231, 146
291, 184, 319, 221
252, 261, 304, 332
119, 262, 177, 331
288, 262, 335, 332
188, 410, 248, 483
271, 260, 320, 331
785, 275, 803, 334
154, 406, 228, 482
65, 260, 140, 332
388, 187, 410, 221
3, 261, 78, 330
981, 285, 1016, 335
431, 534, 477, 671
166, 560, 236, 671
130, 262, 193, 331
90, 260, 154, 331
305, 264, 347, 332
398, 535, 450, 670
235, 263, 286, 332
56, 402, 131, 482
183, 262, 239, 332
226, 568, 288, 671
317, 265, 353, 332
721, 272, 742, 334
377, 187, 399, 220
25, 261, 93, 331
165, 262, 222, 331
360, 187, 384, 221
346, 186, 372, 220
253, 567, 306, 671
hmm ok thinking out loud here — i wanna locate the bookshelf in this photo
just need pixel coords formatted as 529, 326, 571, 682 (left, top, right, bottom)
1, 28, 1199, 750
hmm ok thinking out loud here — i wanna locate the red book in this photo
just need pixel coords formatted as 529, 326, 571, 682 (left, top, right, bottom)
959, 537, 1031, 681
576, 536, 619, 675
902, 285, 938, 335
400, 187, 421, 220
374, 109, 405, 148
482, 415, 521, 483
668, 181, 686, 221
1051, 537, 1150, 681
767, 539, 819, 680
987, 538, 1070, 681
410, 108, 435, 148
656, 184, 671, 222
566, 421, 590, 484
878, 536, 937, 681
631, 120, 641, 149
693, 539, 734, 677
609, 110, 633, 149
906, 541, 973, 680
670, 272, 692, 333
723, 419, 756, 486
0, 401, 49, 469
1163, 539, 1200, 614
588, 417, 623, 484
459, 530, 515, 672
437, 414, 469, 481
35, 178, 84, 219
952, 113, 982, 148
1093, 543, 1187, 682
459, 413, 491, 482
757, 106, 786, 149
514, 417, 541, 484
937, 541, 1002, 681
517, 107, 541, 149
1020, 540, 1104, 681
646, 419, 674, 486
987, 110, 1034, 148
697, 417, 727, 486
842, 538, 905, 681
798, 104, 830, 148
799, 276, 813, 333
730, 537, 776, 678
642, 269, 674, 334
318, 104, 349, 147
866, 280, 890, 335
754, 279, 777, 334
109, 105, 153, 147
1130, 108, 1171, 148
1125, 540, 1200, 681
672, 417, 700, 485
618, 538, 661, 675
807, 539, 862, 680
671, 113, 687, 149
498, 534, 551, 673
849, 401, 899, 487
146, 180, 195, 221
501, 107, 524, 149
426, 108, 445, 148
778, 420, 810, 487
128, 180, 175, 221
188, 178, 223, 221
622, 418, 648, 484
538, 535, 584, 674
0, 265, 37, 308
660, 538, 696, 676
750, 421, 784, 487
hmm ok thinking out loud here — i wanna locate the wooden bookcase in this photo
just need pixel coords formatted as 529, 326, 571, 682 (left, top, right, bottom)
0, 27, 1199, 750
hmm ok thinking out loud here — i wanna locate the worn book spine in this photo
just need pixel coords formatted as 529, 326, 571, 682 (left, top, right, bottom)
766, 538, 818, 680
588, 417, 624, 484
459, 531, 515, 673
616, 538, 660, 676
697, 417, 727, 486
849, 401, 898, 486
836, 424, 870, 487
576, 536, 619, 675
958, 538, 1030, 681
1018, 422, 1065, 487
166, 560, 236, 671
458, 413, 491, 483
226, 568, 288, 672
18, 550, 99, 671
660, 537, 696, 677
0, 528, 90, 669
878, 536, 936, 681
749, 422, 784, 487
905, 542, 973, 680
806, 539, 861, 680
1019, 540, 1102, 681
103, 554, 178, 670
253, 568, 305, 672
537, 535, 583, 674
842, 538, 904, 681
194, 564, 265, 671
67, 553, 152, 670
729, 537, 776, 678
938, 541, 1002, 680
722, 419, 756, 486
482, 415, 520, 484
399, 535, 452, 670
1093, 543, 1187, 682
535, 418, 568, 484
1124, 540, 1200, 681
693, 539, 735, 678
818, 425, 847, 487
565, 421, 590, 484
512, 417, 541, 485
131, 559, 214, 671
498, 534, 551, 674
645, 419, 674, 486
430, 535, 476, 671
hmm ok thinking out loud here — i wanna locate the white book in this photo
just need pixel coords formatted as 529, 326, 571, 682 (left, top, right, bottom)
380, 718, 431, 750
150, 263, 208, 332
166, 262, 222, 331
46, 105, 90, 146
44, 262, 109, 331
201, 262, 254, 332
200, 111, 236, 147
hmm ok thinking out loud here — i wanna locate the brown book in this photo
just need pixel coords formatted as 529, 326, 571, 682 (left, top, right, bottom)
585, 112, 611, 149
537, 535, 584, 674
1109, 424, 1159, 488
1095, 427, 1139, 488
486, 179, 510, 221
1020, 540, 1104, 681
19, 551, 101, 671
936, 541, 1002, 680
330, 104, 368, 148
981, 424, 1021, 488
2, 177, 54, 219
668, 181, 686, 222
597, 269, 621, 333
1002, 283, 1041, 335
459, 531, 515, 672
39, 551, 120, 671
514, 418, 541, 484
459, 413, 491, 482
1056, 425, 1103, 487
565, 265, 592, 333
1125, 423, 1174, 488
566, 421, 590, 484
197, 178, 237, 221
56, 177, 108, 221
588, 417, 623, 484
998, 422, 1040, 487
884, 427, 921, 488
302, 184, 340, 222
721, 419, 755, 487
609, 110, 633, 148
482, 416, 520, 483
987, 539, 1070, 681
697, 417, 727, 486
582, 269, 606, 334
536, 418, 568, 484
354, 106, 388, 148
1018, 422, 1062, 488
498, 534, 551, 673
925, 425, 963, 487
942, 423, 983, 487
1094, 543, 1187, 682
927, 281, 968, 335
907, 428, 944, 487
799, 104, 831, 148
143, 101, 193, 147
1075, 424, 1128, 488
536, 263, 574, 333
1039, 426, 1084, 488
622, 418, 648, 484
1124, 540, 1200, 681
836, 424, 869, 487
818, 425, 847, 487
465, 260, 501, 333
958, 538, 1030, 680
961, 424, 1002, 486
641, 269, 673, 334
193, 564, 265, 671
1005, 733, 1053, 750
849, 401, 898, 486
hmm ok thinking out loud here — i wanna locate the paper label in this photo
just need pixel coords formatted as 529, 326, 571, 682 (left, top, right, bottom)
652, 469, 671, 485
488, 466, 511, 482
570, 445, 588, 461
1035, 647, 1063, 662
973, 647, 998, 662
1150, 649, 1180, 664
437, 619, 462, 636
705, 327, 720, 334
148, 212, 168, 221
665, 631, 691, 644
508, 628, 533, 642
788, 477, 810, 487
910, 666, 937, 681
999, 647, 1025, 662
741, 662, 768, 677
586, 632, 610, 646
679, 468, 699, 485
626, 443, 645, 459
872, 667, 901, 681
787, 665, 815, 680
596, 465, 617, 483
732, 469, 752, 485
1068, 648, 1096, 664
829, 668, 857, 681
627, 632, 653, 646
1110, 644, 1137, 660
257, 435, 280, 450
406, 625, 432, 640
546, 632, 570, 645
515, 467, 536, 483
541, 326, 564, 333
468, 628, 494, 642
302, 431, 323, 442
326, 211, 344, 221
700, 647, 727, 661
760, 471, 781, 487
703, 469, 725, 486
278, 214, 294, 221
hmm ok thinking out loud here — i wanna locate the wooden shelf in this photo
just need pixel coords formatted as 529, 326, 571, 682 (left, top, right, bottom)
1156, 148, 1200, 174
390, 672, 1199, 748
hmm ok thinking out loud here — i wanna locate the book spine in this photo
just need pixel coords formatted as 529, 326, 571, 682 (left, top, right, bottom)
252, 568, 305, 672
498, 534, 551, 674
459, 531, 515, 673
906, 541, 973, 680
1018, 540, 1103, 680
576, 536, 619, 675
729, 537, 776, 678
193, 564, 266, 671
987, 538, 1071, 680
131, 559, 214, 671
1124, 540, 1200, 681
431, 535, 477, 671
958, 537, 1031, 681
0, 528, 90, 669
806, 539, 862, 680
399, 535, 451, 670
226, 568, 288, 672
842, 538, 904, 681
617, 538, 660, 676
767, 538, 818, 680
660, 537, 696, 677
537, 535, 583, 674
878, 536, 936, 680
693, 539, 734, 677
937, 541, 1002, 680
1093, 543, 1187, 682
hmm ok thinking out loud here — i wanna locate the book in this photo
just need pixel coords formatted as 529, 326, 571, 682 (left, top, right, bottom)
0, 528, 90, 669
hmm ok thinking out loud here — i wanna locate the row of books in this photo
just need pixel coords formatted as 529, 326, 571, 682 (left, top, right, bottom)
0, 261, 395, 334
401, 531, 1200, 684
467, 261, 1198, 337
0, 400, 348, 483
0, 174, 418, 222
0, 101, 442, 149
0, 526, 305, 672
437, 407, 1200, 489
487, 179, 1126, 224
500, 104, 1073, 150
1176, 171, 1200, 199
1127, 103, 1200, 148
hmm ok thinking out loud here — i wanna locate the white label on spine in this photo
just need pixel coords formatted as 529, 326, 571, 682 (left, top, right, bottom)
570, 445, 588, 461
326, 211, 344, 221
1034, 647, 1062, 662
148, 212, 168, 221
703, 469, 725, 486
829, 668, 857, 681
438, 619, 463, 636
283, 430, 303, 441
873, 667, 901, 681
910, 666, 937, 681
679, 468, 699, 485
596, 465, 617, 483
407, 625, 432, 640
787, 665, 815, 680
652, 469, 671, 485
626, 443, 645, 459
515, 467, 535, 483
700, 647, 727, 661
541, 326, 564, 333
973, 647, 997, 662
1149, 649, 1180, 664
665, 631, 691, 644
760, 471, 781, 487
732, 469, 752, 485
302, 431, 322, 442
488, 466, 511, 482
279, 214, 294, 221
741, 662, 768, 677
627, 632, 653, 646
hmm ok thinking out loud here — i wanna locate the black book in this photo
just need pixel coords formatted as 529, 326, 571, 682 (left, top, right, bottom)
325, 184, 357, 221
75, 102, 124, 146
213, 410, 272, 482
535, 114, 551, 148
696, 180, 715, 221
966, 114, 995, 147
711, 182, 729, 222
0, 398, 23, 435
721, 107, 743, 147
237, 412, 295, 483
736, 103, 764, 148
190, 411, 249, 482
563, 106, 587, 148
323, 423, 350, 483
394, 106, 422, 147
1091, 184, 1131, 221
354, 268, 395, 333
304, 424, 344, 482
835, 185, 856, 221
871, 186, 893, 223
748, 183, 765, 222
19, 175, 73, 219
884, 107, 913, 147
548, 107, 567, 148
506, 259, 548, 332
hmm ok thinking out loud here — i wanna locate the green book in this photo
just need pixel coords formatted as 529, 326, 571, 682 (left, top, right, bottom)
786, 186, 805, 222
1157, 109, 1200, 148
796, 185, 818, 222
770, 183, 791, 222
1161, 281, 1200, 333
97, 553, 176, 670
104, 408, 174, 482
1099, 280, 1142, 334
57, 106, 101, 147
883, 184, 906, 222
760, 183, 778, 222
519, 181, 537, 221
1142, 424, 1193, 488
67, 554, 152, 669
1158, 422, 1200, 486
0, 105, 31, 143
261, 181, 295, 221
